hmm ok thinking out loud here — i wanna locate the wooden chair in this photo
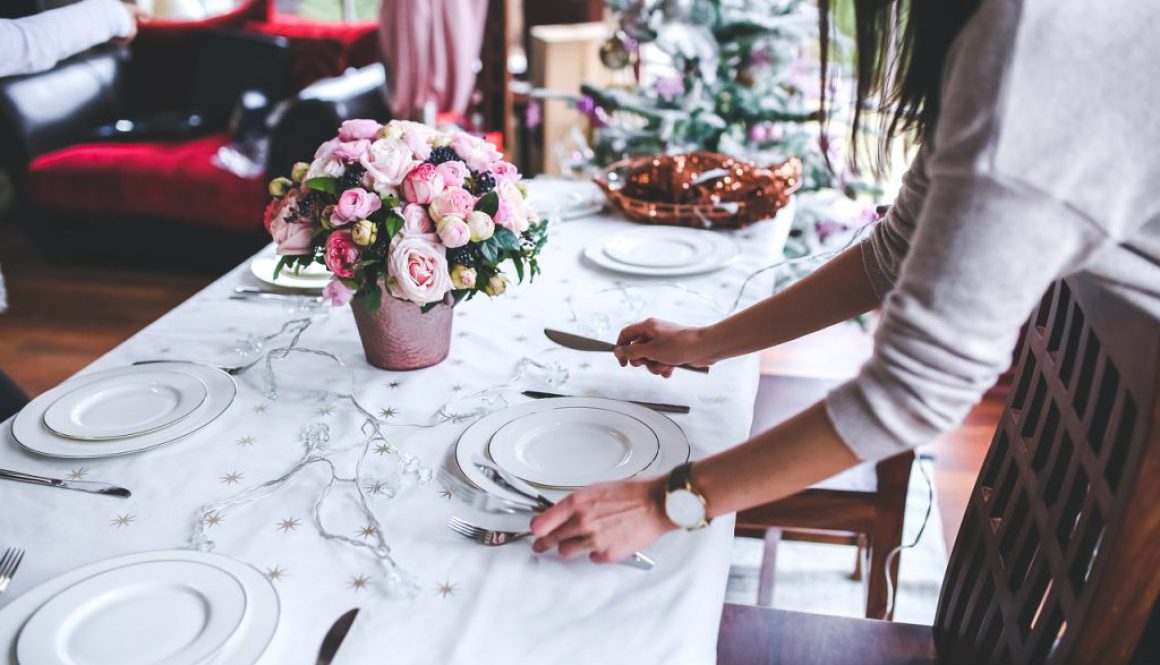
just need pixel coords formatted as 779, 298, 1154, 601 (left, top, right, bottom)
719, 276, 1160, 664
736, 374, 914, 619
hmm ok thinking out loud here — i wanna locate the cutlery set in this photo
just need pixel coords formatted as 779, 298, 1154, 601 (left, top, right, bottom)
544, 328, 710, 374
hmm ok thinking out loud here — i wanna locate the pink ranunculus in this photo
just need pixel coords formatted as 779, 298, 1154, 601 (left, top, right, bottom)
387, 234, 452, 305
333, 139, 371, 163
361, 138, 417, 192
401, 204, 433, 235
450, 133, 502, 172
338, 119, 383, 141
435, 160, 469, 188
324, 231, 360, 279
436, 214, 471, 248
489, 160, 520, 183
330, 188, 381, 226
322, 278, 355, 307
306, 137, 345, 180
428, 186, 475, 221
401, 163, 445, 204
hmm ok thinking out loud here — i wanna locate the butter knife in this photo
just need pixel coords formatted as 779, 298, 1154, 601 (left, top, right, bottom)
316, 608, 360, 665
543, 329, 709, 374
0, 468, 131, 498
522, 390, 690, 414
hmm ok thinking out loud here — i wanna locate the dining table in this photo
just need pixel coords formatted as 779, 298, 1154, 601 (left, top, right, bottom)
0, 181, 792, 665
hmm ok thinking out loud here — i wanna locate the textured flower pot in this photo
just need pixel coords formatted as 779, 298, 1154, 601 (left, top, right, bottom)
351, 292, 454, 370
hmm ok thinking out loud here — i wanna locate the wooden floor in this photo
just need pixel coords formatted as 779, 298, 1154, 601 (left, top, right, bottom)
0, 221, 994, 551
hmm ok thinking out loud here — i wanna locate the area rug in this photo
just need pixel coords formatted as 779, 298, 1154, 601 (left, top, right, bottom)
725, 456, 948, 624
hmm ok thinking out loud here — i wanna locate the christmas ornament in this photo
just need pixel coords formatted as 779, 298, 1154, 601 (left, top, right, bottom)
599, 33, 634, 70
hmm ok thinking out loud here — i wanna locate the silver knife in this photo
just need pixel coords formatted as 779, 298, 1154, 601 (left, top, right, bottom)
543, 329, 709, 374
0, 468, 131, 498
316, 608, 360, 665
523, 390, 690, 414
231, 292, 324, 303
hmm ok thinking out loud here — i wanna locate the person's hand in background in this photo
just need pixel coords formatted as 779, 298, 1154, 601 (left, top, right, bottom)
613, 319, 719, 378
112, 1, 149, 44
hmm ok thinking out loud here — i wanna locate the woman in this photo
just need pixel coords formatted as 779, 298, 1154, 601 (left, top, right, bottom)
530, 0, 1160, 562
0, 0, 142, 78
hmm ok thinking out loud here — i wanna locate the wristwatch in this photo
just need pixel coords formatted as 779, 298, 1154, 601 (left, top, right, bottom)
664, 462, 710, 530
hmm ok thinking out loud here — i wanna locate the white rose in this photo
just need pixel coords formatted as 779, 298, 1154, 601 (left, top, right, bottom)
361, 138, 418, 191
496, 180, 532, 233
387, 234, 453, 305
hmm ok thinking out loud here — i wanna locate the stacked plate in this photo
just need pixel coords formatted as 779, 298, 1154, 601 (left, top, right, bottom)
583, 226, 740, 277
0, 550, 278, 664
249, 257, 333, 291
11, 362, 236, 458
454, 397, 690, 502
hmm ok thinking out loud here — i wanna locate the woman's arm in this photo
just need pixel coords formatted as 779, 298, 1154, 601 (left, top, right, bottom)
0, 0, 136, 78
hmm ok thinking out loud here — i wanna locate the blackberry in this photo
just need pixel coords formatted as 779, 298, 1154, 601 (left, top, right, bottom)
446, 242, 484, 270
371, 229, 391, 257
338, 165, 367, 192
297, 190, 326, 221
428, 145, 461, 165
469, 171, 496, 196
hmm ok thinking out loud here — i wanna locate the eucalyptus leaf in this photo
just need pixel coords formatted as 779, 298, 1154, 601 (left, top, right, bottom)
305, 177, 339, 195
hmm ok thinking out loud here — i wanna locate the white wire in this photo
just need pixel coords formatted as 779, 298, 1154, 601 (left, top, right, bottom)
880, 455, 935, 620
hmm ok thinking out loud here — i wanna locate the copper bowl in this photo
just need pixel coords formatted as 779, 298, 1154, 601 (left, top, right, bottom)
593, 152, 801, 229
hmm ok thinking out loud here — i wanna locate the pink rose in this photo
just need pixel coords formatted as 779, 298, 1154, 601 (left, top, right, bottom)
435, 160, 470, 188
333, 139, 371, 163
338, 119, 383, 141
401, 204, 433, 235
306, 137, 345, 180
330, 188, 381, 226
436, 214, 471, 248
324, 231, 360, 279
402, 163, 445, 204
450, 133, 502, 172
322, 278, 355, 307
495, 180, 533, 233
361, 138, 417, 193
465, 210, 495, 241
387, 234, 452, 305
428, 186, 475, 221
266, 188, 316, 254
489, 160, 520, 183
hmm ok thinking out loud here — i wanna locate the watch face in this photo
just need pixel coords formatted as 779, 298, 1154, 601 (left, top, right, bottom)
665, 489, 706, 529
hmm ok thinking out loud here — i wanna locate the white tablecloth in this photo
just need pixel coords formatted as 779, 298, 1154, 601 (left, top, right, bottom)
0, 189, 790, 665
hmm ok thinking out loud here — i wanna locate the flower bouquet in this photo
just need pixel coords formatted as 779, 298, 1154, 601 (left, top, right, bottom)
264, 119, 549, 369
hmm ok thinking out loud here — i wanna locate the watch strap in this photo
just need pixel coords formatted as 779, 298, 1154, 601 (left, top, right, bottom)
667, 462, 695, 493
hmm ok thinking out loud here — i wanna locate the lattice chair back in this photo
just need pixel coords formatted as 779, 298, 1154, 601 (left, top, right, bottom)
934, 277, 1160, 664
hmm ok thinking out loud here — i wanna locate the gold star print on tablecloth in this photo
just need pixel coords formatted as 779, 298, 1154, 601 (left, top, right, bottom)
203, 513, 225, 527
349, 575, 371, 591
67, 468, 88, 480
451, 384, 464, 393
253, 403, 269, 414
221, 471, 243, 485
276, 517, 300, 533
236, 435, 256, 447
436, 581, 457, 598
110, 514, 135, 528
265, 566, 287, 581
316, 405, 334, 417
439, 488, 453, 500
388, 381, 402, 389
365, 480, 389, 496
378, 407, 397, 420
578, 362, 591, 370
514, 335, 528, 343
357, 525, 378, 539
373, 443, 394, 456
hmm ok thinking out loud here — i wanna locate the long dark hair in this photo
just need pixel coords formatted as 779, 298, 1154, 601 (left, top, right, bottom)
819, 0, 982, 170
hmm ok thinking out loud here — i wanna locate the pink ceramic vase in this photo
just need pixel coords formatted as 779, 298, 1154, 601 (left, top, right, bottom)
351, 290, 454, 370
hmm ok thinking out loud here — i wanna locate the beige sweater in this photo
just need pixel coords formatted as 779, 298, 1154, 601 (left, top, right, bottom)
825, 0, 1160, 460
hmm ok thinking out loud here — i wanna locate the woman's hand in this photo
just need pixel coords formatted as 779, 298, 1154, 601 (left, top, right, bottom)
530, 477, 677, 563
614, 319, 718, 378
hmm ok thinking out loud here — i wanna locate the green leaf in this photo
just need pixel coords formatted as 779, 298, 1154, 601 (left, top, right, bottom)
512, 256, 525, 283
385, 212, 404, 240
273, 255, 291, 280
305, 177, 339, 195
475, 191, 499, 216
479, 239, 499, 263
492, 226, 519, 251
362, 284, 383, 312
451, 288, 472, 306
419, 300, 441, 313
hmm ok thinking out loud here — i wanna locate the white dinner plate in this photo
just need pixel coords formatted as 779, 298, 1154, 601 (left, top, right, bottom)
42, 370, 207, 440
12, 363, 236, 459
249, 256, 332, 291
0, 550, 279, 665
487, 406, 660, 488
17, 560, 247, 665
455, 397, 690, 502
602, 228, 718, 268
583, 228, 739, 277
527, 177, 605, 221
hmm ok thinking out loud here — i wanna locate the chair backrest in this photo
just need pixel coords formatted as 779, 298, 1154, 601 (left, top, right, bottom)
933, 277, 1160, 664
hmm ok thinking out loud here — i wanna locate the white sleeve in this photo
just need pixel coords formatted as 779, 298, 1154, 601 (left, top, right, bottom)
0, 0, 133, 77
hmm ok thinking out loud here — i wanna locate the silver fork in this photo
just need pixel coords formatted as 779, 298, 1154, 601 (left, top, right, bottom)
447, 516, 530, 546
0, 547, 25, 596
132, 357, 263, 377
